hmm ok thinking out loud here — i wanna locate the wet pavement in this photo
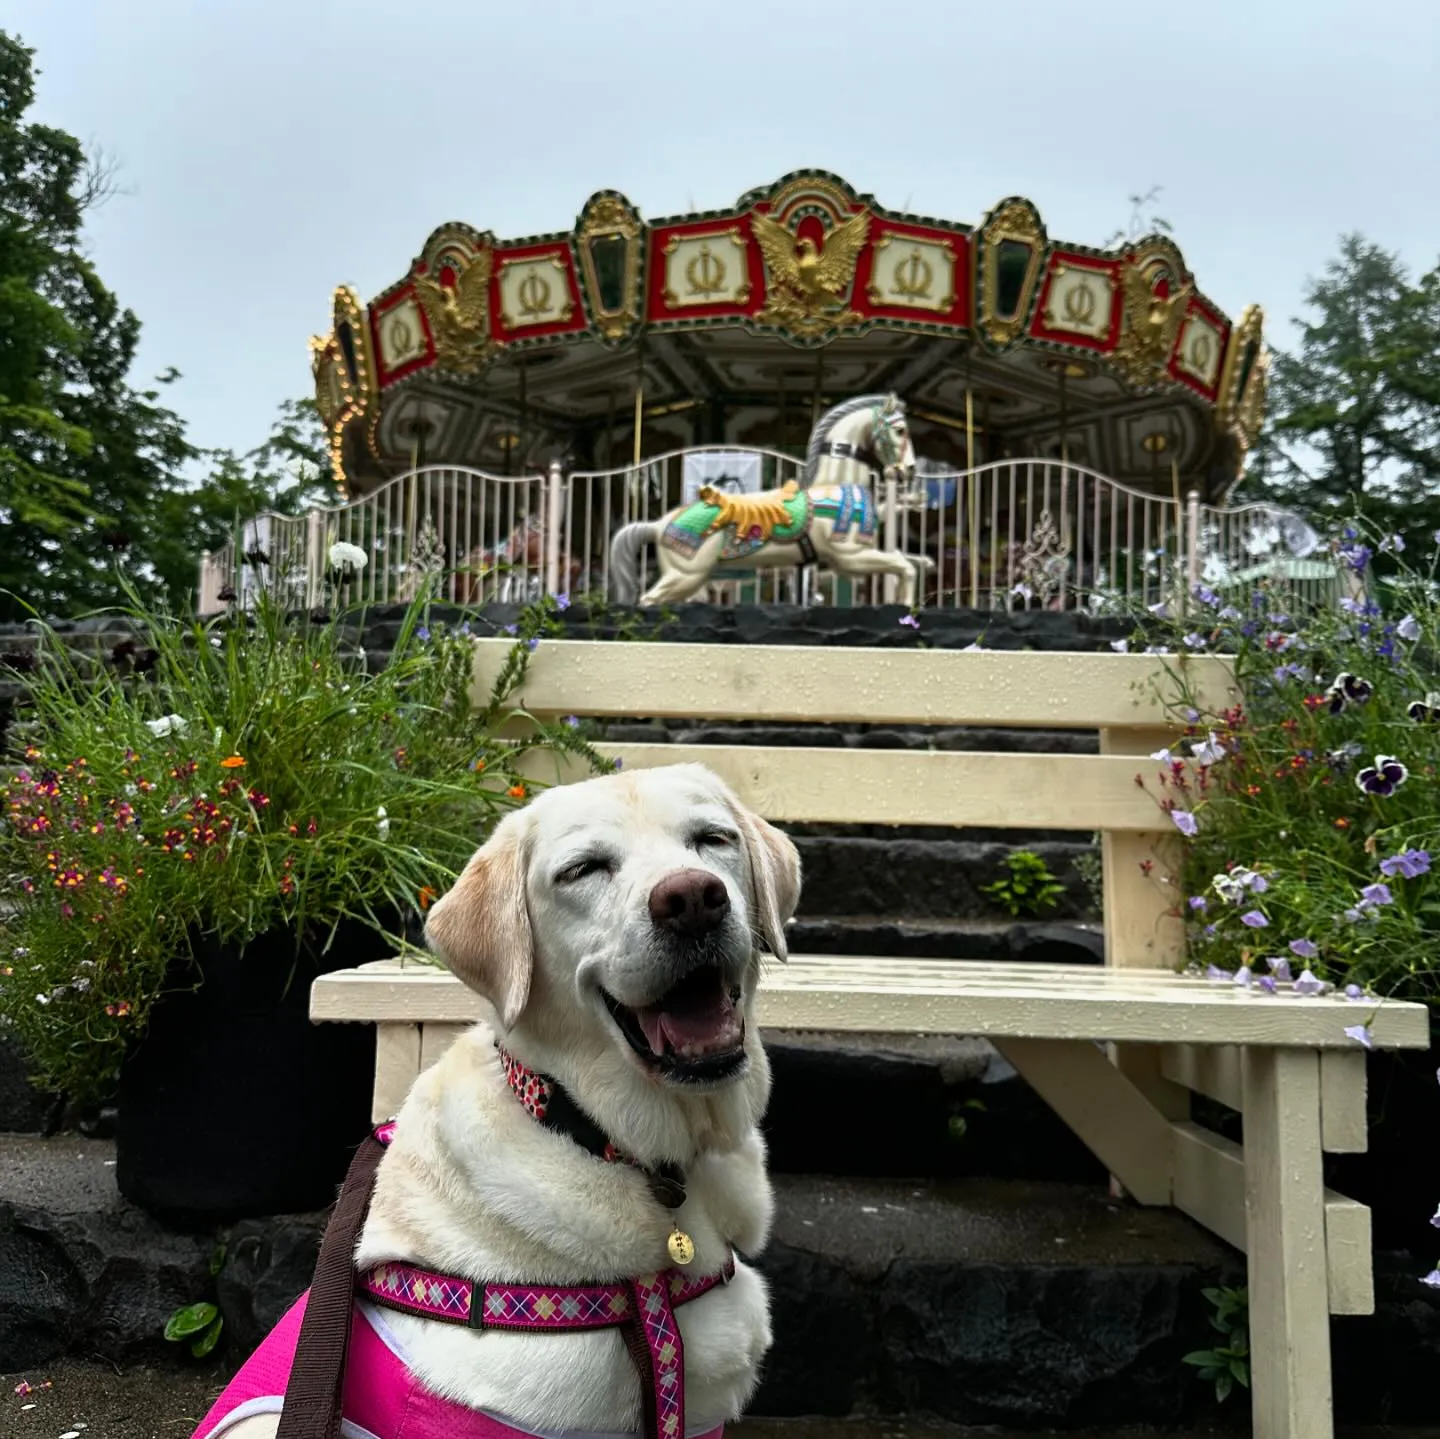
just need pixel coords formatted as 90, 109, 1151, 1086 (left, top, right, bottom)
6, 1357, 1440, 1439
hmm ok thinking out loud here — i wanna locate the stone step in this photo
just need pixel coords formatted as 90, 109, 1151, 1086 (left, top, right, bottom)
788, 835, 1099, 922
762, 1030, 1104, 1184
785, 915, 1105, 964
601, 719, 1099, 755
5, 1135, 1438, 1429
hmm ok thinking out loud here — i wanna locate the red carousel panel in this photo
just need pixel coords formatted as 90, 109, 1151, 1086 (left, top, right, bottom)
856, 221, 971, 329
1169, 297, 1229, 402
490, 242, 588, 344
1029, 253, 1122, 352
646, 215, 762, 324
369, 283, 435, 388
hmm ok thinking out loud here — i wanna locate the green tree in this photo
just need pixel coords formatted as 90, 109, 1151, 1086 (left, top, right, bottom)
0, 30, 195, 622
1247, 236, 1440, 548
150, 399, 341, 605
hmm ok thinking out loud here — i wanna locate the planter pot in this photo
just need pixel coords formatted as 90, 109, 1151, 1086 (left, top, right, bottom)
116, 919, 394, 1229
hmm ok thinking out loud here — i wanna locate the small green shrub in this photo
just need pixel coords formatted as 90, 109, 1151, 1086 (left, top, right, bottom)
982, 849, 1068, 918
1183, 1285, 1249, 1403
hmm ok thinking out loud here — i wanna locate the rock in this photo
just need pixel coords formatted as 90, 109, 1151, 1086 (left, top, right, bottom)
0, 1136, 211, 1368
0, 1033, 60, 1135
750, 1174, 1242, 1427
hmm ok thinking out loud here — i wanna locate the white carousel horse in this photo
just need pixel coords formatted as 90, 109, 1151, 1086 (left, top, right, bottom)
608, 394, 931, 606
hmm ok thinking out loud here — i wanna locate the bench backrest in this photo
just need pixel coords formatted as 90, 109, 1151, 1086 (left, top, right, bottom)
473, 640, 1239, 972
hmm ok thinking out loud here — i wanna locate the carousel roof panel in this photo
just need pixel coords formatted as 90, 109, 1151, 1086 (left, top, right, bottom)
312, 170, 1268, 498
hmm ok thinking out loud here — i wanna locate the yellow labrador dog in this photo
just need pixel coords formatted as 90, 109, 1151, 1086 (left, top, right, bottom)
207, 763, 799, 1439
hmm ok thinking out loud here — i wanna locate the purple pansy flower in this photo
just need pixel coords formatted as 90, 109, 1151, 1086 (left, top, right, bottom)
1256, 974, 1278, 994
1233, 966, 1253, 988
1288, 938, 1319, 961
1344, 984, 1367, 1001
1240, 909, 1268, 928
555, 593, 571, 611
1408, 692, 1440, 723
1421, 1270, 1440, 1289
1360, 882, 1394, 907
1170, 809, 1198, 837
1397, 614, 1421, 642
899, 613, 920, 629
1356, 755, 1408, 797
1205, 964, 1232, 982
1266, 956, 1294, 984
1338, 542, 1372, 572
1326, 672, 1374, 714
1188, 896, 1208, 912
1293, 969, 1325, 996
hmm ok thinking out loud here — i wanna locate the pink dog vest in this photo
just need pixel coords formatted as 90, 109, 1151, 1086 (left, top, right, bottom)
193, 1072, 736, 1439
192, 1289, 726, 1439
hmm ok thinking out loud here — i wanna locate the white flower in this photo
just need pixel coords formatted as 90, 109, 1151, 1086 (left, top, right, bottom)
1190, 732, 1226, 766
1397, 614, 1421, 642
1110, 639, 1130, 653
145, 714, 187, 738
329, 541, 368, 573
1150, 747, 1174, 762
376, 806, 390, 841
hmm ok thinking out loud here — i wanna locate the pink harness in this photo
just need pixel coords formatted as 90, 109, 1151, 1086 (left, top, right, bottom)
193, 1063, 735, 1439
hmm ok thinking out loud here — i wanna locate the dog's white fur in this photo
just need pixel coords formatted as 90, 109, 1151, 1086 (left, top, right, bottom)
225, 763, 800, 1439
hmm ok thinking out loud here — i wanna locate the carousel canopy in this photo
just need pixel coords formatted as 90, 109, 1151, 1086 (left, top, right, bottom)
311, 170, 1268, 500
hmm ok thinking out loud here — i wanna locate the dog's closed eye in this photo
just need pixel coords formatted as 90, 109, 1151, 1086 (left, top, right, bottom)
554, 855, 613, 885
691, 828, 739, 850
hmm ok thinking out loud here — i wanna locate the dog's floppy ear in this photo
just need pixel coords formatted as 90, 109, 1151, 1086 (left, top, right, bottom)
425, 823, 533, 1029
725, 794, 802, 961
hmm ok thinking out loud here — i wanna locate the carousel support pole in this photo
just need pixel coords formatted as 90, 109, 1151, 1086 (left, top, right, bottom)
811, 348, 825, 430
306, 510, 326, 609
631, 341, 644, 509
1185, 488, 1202, 599
545, 458, 564, 598
1058, 366, 1070, 469
1171, 449, 1184, 610
966, 371, 979, 610
882, 469, 900, 606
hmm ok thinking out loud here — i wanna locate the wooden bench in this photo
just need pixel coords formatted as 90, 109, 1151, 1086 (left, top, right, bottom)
311, 639, 1431, 1439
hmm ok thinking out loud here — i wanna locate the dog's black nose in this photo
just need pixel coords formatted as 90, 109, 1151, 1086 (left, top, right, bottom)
649, 869, 730, 938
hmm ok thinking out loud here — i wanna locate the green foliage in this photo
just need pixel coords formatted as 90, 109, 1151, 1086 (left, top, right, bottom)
1072, 838, 1105, 914
0, 31, 197, 622
982, 849, 1068, 918
1246, 235, 1440, 555
163, 1243, 228, 1358
1182, 1286, 1249, 1404
0, 578, 607, 1102
1132, 518, 1440, 1001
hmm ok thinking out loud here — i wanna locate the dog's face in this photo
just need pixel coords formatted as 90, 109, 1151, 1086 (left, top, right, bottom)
425, 764, 801, 1089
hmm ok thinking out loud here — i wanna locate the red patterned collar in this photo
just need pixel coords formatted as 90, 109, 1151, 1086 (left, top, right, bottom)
498, 1044, 688, 1205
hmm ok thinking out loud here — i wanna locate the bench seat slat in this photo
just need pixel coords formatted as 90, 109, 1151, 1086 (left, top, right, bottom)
472, 639, 1239, 730
311, 958, 1430, 1050
517, 744, 1175, 832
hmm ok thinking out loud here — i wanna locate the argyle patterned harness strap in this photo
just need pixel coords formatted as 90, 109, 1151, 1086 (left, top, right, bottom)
343, 1051, 733, 1439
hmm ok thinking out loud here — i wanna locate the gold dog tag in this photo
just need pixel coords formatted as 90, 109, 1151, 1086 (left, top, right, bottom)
667, 1227, 695, 1266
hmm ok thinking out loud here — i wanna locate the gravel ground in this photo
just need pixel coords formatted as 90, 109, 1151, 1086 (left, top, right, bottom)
7, 1357, 1440, 1439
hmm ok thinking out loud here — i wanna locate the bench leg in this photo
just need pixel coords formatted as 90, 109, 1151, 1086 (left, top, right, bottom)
1241, 1047, 1332, 1439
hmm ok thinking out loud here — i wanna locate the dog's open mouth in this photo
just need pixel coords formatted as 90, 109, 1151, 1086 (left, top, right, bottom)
601, 966, 746, 1082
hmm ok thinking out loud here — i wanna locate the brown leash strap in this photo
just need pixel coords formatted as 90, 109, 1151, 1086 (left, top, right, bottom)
275, 1130, 386, 1439
619, 1313, 661, 1439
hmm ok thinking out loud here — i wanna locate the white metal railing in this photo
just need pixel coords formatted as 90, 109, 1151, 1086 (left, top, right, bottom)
197, 451, 1339, 618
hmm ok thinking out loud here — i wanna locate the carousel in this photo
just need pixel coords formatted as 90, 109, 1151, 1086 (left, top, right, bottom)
294, 171, 1273, 610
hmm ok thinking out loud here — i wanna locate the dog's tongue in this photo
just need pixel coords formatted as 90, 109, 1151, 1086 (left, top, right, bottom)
636, 974, 742, 1058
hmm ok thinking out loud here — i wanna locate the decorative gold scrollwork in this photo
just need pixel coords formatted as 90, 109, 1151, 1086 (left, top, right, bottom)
891, 248, 933, 301
685, 245, 727, 297
576, 191, 644, 342
977, 198, 1046, 348
414, 247, 502, 374
1111, 241, 1193, 388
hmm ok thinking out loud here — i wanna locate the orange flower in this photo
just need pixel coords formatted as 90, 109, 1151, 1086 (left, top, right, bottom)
220, 755, 246, 769
419, 885, 437, 911
508, 784, 527, 800
1334, 817, 1351, 829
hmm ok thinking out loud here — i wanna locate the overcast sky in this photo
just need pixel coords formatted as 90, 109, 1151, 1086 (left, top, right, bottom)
9, 0, 1439, 461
